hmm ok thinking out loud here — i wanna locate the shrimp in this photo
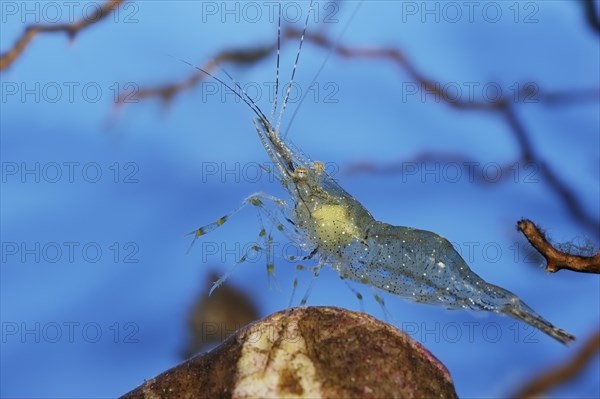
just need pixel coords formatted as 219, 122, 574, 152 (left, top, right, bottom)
187, 1, 575, 344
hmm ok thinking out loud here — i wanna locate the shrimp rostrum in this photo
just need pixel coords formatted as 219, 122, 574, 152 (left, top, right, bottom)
188, 4, 575, 345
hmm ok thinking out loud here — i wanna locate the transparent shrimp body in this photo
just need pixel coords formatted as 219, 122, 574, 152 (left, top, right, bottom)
339, 223, 574, 344
188, 2, 574, 344
191, 100, 575, 344
266, 140, 574, 344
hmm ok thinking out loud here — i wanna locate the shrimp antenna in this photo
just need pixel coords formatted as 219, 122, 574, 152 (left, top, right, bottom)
219, 67, 271, 124
284, 0, 365, 138
270, 3, 282, 121
276, 0, 314, 132
172, 56, 270, 127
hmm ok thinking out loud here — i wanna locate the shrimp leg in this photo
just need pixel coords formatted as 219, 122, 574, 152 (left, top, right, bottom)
187, 192, 290, 287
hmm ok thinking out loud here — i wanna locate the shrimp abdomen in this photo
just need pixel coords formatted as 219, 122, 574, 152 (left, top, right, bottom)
337, 222, 575, 344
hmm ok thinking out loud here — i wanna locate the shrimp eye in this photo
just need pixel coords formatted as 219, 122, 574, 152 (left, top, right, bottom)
294, 166, 308, 179
313, 161, 325, 174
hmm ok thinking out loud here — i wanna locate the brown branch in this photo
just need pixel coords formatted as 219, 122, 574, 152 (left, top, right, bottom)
583, 0, 600, 34
513, 330, 600, 398
0, 0, 125, 71
119, 26, 599, 109
346, 151, 530, 184
538, 88, 600, 105
502, 106, 599, 236
117, 44, 276, 105
295, 29, 599, 110
517, 219, 600, 274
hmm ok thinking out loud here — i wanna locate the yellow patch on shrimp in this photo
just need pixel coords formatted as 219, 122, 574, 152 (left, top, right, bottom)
311, 204, 361, 250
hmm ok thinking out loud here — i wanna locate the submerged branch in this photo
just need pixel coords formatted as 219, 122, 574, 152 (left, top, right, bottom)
513, 330, 600, 399
517, 219, 600, 274
0, 0, 125, 71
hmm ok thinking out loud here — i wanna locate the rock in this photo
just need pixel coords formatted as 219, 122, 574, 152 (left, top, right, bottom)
181, 271, 260, 358
121, 306, 457, 399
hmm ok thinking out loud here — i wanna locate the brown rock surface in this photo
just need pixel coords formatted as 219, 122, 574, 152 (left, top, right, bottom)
121, 306, 457, 399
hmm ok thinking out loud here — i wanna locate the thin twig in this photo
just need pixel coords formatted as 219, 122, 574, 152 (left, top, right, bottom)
0, 0, 125, 71
119, 26, 599, 110
517, 219, 600, 274
582, 0, 600, 33
513, 330, 600, 398
117, 44, 276, 104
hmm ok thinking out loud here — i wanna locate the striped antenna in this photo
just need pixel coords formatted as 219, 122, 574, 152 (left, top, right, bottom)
276, 0, 314, 132
284, 0, 365, 138
270, 3, 282, 121
173, 56, 271, 129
